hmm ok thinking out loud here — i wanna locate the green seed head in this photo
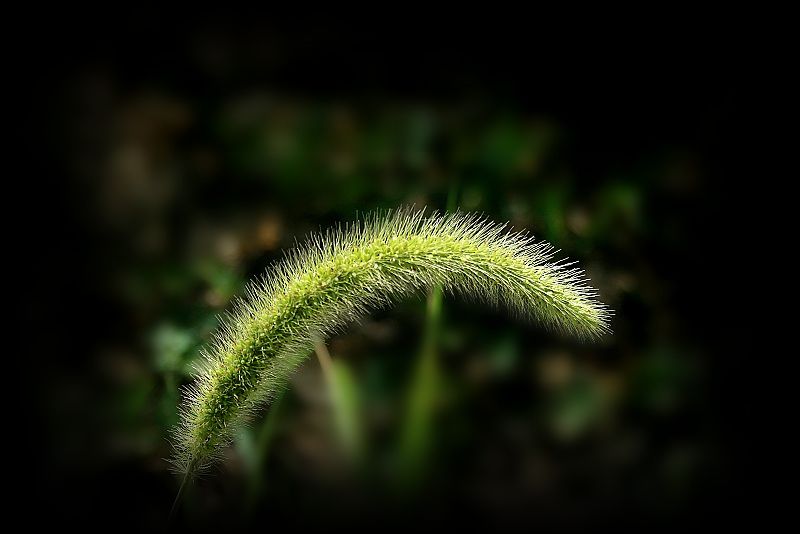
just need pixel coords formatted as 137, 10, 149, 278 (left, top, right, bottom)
172, 208, 612, 474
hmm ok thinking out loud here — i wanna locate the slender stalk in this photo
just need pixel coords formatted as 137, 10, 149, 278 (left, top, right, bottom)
168, 471, 189, 523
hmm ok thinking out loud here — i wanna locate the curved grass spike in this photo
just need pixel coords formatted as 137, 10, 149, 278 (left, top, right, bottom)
173, 207, 611, 474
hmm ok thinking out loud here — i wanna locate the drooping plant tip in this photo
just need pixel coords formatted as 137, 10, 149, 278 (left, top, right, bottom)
172, 208, 612, 474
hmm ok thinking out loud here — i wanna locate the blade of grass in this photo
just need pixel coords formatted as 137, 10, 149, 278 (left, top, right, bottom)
395, 285, 444, 489
313, 336, 364, 464
236, 391, 285, 517
395, 185, 458, 489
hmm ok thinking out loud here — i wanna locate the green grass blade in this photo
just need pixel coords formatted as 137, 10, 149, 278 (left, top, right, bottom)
313, 337, 364, 463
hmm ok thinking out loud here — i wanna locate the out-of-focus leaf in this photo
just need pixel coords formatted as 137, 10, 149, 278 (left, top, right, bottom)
547, 373, 606, 441
629, 348, 698, 415
314, 338, 365, 464
396, 287, 443, 488
151, 323, 194, 374
488, 333, 520, 378
235, 392, 285, 516
329, 361, 364, 461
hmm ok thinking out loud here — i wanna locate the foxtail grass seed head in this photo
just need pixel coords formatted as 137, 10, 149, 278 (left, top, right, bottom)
172, 208, 612, 474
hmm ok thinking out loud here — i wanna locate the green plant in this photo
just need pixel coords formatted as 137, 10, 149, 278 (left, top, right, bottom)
172, 208, 611, 475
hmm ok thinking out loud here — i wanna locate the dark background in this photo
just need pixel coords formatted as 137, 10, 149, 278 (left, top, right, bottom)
20, 17, 766, 531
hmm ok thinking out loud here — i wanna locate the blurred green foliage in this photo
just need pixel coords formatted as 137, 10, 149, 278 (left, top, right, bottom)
62, 88, 710, 525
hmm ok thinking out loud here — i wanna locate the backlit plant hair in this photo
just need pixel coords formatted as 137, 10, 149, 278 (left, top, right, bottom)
172, 208, 611, 474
